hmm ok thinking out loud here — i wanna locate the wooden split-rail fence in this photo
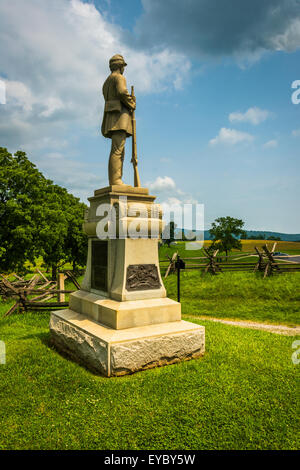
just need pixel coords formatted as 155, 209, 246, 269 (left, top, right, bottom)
161, 243, 300, 302
162, 243, 300, 279
0, 269, 80, 317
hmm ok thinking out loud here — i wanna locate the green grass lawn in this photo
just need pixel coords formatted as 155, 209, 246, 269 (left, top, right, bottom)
0, 310, 299, 450
159, 241, 300, 326
164, 271, 300, 326
0, 262, 299, 450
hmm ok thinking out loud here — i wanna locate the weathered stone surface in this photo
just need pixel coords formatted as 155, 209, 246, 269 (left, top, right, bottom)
50, 312, 109, 375
110, 329, 205, 376
50, 309, 205, 377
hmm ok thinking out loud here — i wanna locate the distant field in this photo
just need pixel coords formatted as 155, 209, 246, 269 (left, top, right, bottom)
204, 239, 300, 253
159, 240, 300, 263
239, 239, 300, 253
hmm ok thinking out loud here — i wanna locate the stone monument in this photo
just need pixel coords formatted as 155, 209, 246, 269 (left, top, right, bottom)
50, 55, 205, 376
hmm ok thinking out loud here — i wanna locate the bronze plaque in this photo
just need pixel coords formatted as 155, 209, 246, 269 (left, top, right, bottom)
91, 240, 108, 291
126, 264, 161, 291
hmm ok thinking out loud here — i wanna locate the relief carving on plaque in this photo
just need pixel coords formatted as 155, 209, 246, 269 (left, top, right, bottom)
126, 264, 161, 291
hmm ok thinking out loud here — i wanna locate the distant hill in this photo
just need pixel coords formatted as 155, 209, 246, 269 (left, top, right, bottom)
243, 231, 300, 242
175, 229, 300, 242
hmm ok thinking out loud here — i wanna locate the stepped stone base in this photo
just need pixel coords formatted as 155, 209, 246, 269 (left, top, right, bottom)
69, 290, 181, 330
50, 309, 205, 377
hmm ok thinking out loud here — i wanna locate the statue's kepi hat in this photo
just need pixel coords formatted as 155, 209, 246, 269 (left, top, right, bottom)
109, 54, 127, 67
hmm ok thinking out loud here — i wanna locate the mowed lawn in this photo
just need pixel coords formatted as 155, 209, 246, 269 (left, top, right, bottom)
0, 247, 299, 450
164, 271, 300, 326
159, 240, 300, 326
0, 309, 299, 450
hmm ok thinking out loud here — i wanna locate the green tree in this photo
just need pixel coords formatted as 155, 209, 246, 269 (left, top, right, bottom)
162, 221, 177, 247
64, 192, 88, 272
0, 148, 87, 276
0, 148, 47, 272
38, 183, 87, 279
209, 216, 246, 259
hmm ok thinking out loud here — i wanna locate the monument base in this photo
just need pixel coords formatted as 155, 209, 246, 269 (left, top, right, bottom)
69, 290, 181, 329
50, 309, 205, 377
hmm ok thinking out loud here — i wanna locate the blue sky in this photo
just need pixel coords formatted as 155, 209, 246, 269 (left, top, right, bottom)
0, 0, 299, 232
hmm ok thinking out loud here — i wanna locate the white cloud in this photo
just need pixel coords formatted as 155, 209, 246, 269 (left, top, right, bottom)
270, 18, 300, 52
39, 153, 105, 202
0, 0, 192, 201
146, 176, 200, 229
210, 127, 254, 146
44, 152, 64, 159
229, 107, 271, 125
147, 176, 177, 192
5, 81, 34, 112
160, 197, 204, 235
292, 129, 300, 137
0, 79, 6, 104
0, 0, 190, 149
39, 97, 65, 118
161, 196, 182, 208
263, 139, 278, 148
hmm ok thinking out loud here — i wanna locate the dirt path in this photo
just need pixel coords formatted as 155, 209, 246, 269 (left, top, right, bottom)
184, 315, 300, 336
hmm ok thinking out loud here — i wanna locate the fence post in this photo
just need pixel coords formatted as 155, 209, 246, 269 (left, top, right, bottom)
57, 273, 65, 303
175, 254, 185, 302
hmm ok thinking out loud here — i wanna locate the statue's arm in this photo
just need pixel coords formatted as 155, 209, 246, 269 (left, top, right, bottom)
116, 75, 136, 110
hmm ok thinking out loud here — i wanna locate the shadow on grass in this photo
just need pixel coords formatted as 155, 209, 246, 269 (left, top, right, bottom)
43, 330, 109, 377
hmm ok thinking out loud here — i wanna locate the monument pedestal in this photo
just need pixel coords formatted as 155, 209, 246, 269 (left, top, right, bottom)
50, 310, 205, 377
50, 185, 205, 376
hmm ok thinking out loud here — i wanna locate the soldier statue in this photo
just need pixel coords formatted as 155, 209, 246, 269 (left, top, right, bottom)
101, 54, 137, 186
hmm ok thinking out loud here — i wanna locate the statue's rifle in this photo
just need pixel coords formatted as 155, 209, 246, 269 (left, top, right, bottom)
131, 86, 141, 187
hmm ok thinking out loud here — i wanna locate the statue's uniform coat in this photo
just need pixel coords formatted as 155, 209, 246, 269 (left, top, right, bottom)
101, 72, 135, 138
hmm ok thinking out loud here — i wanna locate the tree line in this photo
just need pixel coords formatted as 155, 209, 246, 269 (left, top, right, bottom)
2, 147, 276, 277
0, 148, 87, 279
163, 217, 247, 258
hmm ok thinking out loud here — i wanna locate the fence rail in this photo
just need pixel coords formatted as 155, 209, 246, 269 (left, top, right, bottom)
162, 244, 300, 301
0, 270, 80, 317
